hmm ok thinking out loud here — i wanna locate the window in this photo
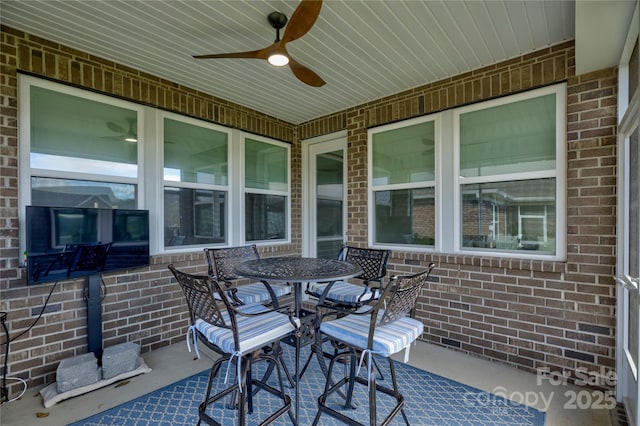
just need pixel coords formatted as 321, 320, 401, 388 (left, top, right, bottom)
162, 116, 229, 247
368, 84, 566, 260
19, 75, 291, 255
369, 118, 436, 247
243, 136, 289, 242
24, 80, 142, 210
456, 88, 564, 256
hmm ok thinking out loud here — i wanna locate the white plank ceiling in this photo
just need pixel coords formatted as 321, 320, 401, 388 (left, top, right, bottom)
0, 1, 633, 124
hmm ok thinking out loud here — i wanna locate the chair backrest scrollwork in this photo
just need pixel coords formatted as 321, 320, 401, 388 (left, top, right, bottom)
379, 263, 434, 326
339, 245, 390, 287
204, 244, 260, 285
168, 264, 230, 330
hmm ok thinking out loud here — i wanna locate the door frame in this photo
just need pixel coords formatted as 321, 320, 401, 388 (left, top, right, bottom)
301, 130, 348, 258
616, 108, 640, 424
616, 5, 640, 424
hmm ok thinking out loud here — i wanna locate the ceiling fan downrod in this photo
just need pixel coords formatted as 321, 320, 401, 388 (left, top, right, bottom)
268, 11, 288, 42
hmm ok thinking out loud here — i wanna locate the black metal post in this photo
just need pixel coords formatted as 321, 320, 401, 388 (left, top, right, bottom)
86, 274, 103, 360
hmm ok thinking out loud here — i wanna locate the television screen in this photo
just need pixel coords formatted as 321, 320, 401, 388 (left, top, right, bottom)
25, 206, 150, 285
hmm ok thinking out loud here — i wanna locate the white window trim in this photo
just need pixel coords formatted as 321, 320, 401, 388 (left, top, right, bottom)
367, 83, 567, 261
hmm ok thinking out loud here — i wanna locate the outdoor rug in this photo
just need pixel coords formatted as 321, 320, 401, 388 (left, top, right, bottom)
70, 345, 545, 426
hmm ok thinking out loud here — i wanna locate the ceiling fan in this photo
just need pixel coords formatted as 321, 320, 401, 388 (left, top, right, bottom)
193, 0, 325, 87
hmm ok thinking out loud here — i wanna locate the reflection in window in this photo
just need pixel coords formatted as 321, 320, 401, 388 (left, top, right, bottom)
163, 117, 229, 248
316, 149, 344, 259
31, 154, 137, 178
630, 288, 639, 368
163, 118, 228, 185
461, 179, 556, 253
243, 137, 289, 242
372, 121, 435, 185
374, 188, 435, 246
31, 177, 136, 209
245, 138, 288, 190
370, 117, 436, 247
317, 199, 343, 259
455, 86, 563, 256
245, 194, 286, 241
164, 188, 226, 247
630, 126, 639, 276
30, 86, 138, 177
459, 94, 556, 177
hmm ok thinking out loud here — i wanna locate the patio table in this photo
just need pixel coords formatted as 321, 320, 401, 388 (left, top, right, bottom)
233, 256, 362, 425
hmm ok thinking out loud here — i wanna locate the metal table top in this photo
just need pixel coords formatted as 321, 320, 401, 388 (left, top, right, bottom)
234, 256, 362, 283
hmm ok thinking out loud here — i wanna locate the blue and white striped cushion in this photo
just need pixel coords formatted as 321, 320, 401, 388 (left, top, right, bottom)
231, 282, 292, 305
319, 310, 423, 357
214, 282, 292, 305
228, 303, 272, 316
195, 309, 299, 355
308, 281, 378, 304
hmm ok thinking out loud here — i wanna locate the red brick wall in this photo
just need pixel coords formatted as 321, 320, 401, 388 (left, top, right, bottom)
1, 25, 617, 397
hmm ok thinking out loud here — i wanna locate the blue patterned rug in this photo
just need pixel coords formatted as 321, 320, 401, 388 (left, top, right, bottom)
70, 345, 545, 426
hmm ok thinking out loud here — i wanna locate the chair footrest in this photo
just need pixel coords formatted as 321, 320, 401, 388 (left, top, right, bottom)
199, 378, 292, 426
315, 374, 405, 426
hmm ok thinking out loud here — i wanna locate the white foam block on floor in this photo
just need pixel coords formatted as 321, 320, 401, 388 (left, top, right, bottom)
40, 358, 152, 408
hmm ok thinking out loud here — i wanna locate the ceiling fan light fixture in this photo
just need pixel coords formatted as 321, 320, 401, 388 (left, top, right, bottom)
268, 53, 289, 67
193, 2, 325, 86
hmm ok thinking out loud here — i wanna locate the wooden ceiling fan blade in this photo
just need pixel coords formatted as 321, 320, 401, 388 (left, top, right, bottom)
193, 47, 270, 60
282, 0, 322, 43
288, 57, 325, 87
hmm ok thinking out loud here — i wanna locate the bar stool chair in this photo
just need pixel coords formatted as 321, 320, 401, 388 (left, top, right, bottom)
306, 245, 390, 309
311, 263, 435, 426
205, 245, 292, 307
302, 245, 390, 379
168, 264, 299, 426
205, 245, 296, 387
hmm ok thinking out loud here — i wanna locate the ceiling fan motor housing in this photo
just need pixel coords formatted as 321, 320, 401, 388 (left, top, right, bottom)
268, 12, 288, 30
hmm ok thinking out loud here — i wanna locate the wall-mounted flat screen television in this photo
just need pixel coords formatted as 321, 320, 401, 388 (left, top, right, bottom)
25, 206, 150, 285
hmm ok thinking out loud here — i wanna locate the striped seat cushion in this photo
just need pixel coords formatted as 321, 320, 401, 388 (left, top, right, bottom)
195, 308, 299, 355
319, 310, 423, 357
218, 282, 292, 305
308, 281, 378, 304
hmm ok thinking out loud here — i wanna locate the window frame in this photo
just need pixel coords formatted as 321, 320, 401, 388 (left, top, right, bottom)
367, 83, 567, 260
